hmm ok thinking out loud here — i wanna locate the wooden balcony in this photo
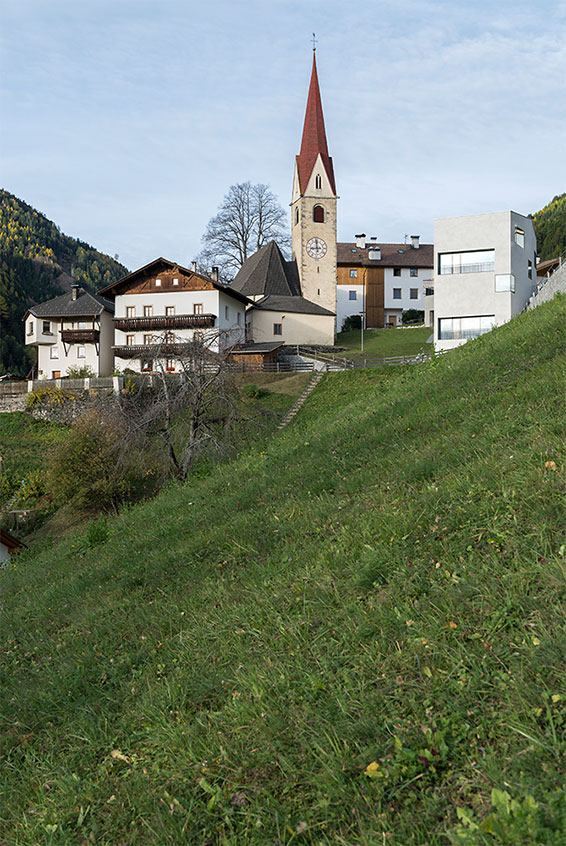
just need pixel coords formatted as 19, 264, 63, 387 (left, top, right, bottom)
114, 315, 216, 331
113, 342, 198, 359
60, 329, 100, 343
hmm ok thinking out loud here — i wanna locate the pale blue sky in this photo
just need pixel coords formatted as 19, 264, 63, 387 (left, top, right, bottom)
1, 0, 564, 271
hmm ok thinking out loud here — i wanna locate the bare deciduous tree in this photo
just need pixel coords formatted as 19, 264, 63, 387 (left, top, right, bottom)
195, 182, 290, 281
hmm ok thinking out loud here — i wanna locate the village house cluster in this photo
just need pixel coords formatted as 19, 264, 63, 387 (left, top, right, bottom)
24, 51, 540, 378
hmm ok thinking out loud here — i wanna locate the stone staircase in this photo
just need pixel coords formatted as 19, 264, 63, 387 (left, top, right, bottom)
276, 370, 324, 433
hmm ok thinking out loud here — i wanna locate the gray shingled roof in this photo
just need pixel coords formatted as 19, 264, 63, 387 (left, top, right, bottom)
337, 241, 434, 268
27, 288, 115, 318
251, 295, 335, 316
231, 241, 301, 297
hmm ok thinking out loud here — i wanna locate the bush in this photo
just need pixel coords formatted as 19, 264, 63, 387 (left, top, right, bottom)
66, 366, 96, 378
341, 314, 362, 331
401, 309, 425, 325
240, 383, 269, 399
47, 409, 150, 513
27, 387, 76, 409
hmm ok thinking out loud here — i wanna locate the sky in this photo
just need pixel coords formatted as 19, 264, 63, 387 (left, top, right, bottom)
1, 0, 565, 272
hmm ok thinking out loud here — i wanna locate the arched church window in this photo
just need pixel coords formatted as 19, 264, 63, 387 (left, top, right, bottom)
315, 174, 322, 189
295, 207, 299, 225
313, 204, 325, 223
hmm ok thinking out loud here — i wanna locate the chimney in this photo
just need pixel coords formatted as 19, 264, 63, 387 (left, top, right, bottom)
368, 244, 381, 261
71, 283, 80, 301
355, 233, 366, 249
211, 266, 219, 282
191, 261, 197, 272
411, 235, 420, 250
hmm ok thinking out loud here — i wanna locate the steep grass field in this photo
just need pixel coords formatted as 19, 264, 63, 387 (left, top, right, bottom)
1, 298, 565, 845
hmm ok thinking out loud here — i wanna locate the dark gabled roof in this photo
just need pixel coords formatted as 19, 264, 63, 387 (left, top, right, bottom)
251, 295, 335, 317
337, 242, 434, 268
0, 528, 25, 551
26, 288, 114, 318
232, 342, 284, 354
231, 241, 302, 298
99, 257, 251, 305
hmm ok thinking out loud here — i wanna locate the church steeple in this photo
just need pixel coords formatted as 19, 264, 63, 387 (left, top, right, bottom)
291, 49, 337, 329
296, 52, 336, 196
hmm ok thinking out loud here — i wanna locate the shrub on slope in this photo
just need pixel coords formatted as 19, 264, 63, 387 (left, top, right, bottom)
1, 297, 564, 844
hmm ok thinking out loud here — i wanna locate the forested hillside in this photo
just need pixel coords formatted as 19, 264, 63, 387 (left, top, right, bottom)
531, 193, 566, 261
0, 190, 128, 376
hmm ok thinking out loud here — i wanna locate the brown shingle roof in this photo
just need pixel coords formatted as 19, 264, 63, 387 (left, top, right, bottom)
231, 241, 301, 298
337, 241, 434, 268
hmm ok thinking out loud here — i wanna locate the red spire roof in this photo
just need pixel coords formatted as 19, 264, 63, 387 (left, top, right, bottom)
296, 52, 336, 195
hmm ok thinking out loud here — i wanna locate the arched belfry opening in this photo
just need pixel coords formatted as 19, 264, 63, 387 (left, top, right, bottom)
313, 204, 325, 223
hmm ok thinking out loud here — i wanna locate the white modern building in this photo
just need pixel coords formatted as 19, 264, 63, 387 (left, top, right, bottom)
24, 285, 115, 379
433, 211, 538, 352
100, 258, 249, 373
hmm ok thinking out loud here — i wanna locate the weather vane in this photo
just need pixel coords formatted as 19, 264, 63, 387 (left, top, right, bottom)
312, 32, 318, 52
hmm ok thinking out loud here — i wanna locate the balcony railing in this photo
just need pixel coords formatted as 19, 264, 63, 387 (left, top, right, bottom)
439, 262, 495, 275
113, 342, 199, 359
60, 329, 100, 343
114, 315, 216, 331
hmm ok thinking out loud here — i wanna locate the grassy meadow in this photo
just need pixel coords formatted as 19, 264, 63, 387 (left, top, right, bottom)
336, 325, 432, 359
0, 297, 565, 844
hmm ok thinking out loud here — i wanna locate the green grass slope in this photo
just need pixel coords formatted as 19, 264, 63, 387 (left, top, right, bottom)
336, 325, 431, 359
1, 298, 565, 845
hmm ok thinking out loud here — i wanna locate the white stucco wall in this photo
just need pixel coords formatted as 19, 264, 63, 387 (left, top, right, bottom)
433, 211, 537, 352
249, 309, 335, 346
113, 289, 245, 372
336, 285, 364, 331
384, 267, 430, 312
29, 314, 113, 378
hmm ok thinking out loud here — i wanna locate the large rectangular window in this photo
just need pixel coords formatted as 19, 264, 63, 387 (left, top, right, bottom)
273, 323, 282, 335
393, 288, 402, 299
349, 270, 358, 278
126, 306, 135, 318
410, 288, 418, 299
410, 268, 418, 277
349, 290, 357, 300
438, 250, 495, 275
438, 315, 495, 341
514, 228, 525, 248
50, 347, 59, 359
143, 305, 153, 317
495, 274, 515, 292
42, 320, 51, 334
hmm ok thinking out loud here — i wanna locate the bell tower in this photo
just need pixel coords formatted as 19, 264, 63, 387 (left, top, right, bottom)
291, 49, 337, 321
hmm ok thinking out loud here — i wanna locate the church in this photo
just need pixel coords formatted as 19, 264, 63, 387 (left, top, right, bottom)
231, 49, 338, 347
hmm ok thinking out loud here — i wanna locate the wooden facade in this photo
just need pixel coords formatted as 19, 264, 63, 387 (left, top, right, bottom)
112, 266, 215, 297
337, 265, 385, 328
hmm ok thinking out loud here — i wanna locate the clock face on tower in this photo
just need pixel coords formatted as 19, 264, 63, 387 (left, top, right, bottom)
306, 237, 327, 260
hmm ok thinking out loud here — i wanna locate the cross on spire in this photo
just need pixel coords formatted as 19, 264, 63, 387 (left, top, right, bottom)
312, 32, 317, 51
